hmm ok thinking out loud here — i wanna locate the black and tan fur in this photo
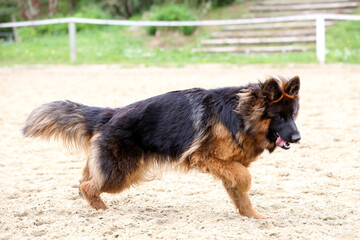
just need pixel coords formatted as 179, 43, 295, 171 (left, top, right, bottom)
23, 76, 301, 219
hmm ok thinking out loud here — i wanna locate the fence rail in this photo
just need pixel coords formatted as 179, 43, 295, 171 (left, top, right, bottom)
1, 14, 360, 63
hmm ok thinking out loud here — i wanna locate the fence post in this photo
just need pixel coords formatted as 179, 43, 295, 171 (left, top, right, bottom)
11, 15, 18, 43
68, 21, 76, 63
316, 16, 326, 63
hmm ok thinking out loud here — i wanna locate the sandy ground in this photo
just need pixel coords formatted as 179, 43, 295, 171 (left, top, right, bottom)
0, 64, 359, 240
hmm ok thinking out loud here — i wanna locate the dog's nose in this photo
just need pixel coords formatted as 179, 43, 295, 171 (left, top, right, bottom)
291, 133, 301, 143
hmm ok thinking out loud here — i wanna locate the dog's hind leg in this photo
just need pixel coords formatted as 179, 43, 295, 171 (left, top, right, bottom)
79, 146, 109, 210
80, 139, 144, 210
80, 179, 108, 210
78, 157, 90, 198
202, 158, 268, 219
80, 157, 90, 184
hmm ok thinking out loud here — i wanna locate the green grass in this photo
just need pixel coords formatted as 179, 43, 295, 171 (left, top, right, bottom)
1, 9, 360, 65
0, 26, 317, 66
1, 32, 69, 64
325, 7, 360, 63
326, 20, 360, 63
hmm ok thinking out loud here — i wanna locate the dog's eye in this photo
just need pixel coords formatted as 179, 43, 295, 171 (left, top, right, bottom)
276, 115, 283, 120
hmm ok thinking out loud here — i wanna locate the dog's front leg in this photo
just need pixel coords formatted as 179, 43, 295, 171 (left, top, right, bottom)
203, 158, 268, 219
222, 181, 268, 219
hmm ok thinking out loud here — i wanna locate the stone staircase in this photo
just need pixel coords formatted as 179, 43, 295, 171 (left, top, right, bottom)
193, 0, 359, 54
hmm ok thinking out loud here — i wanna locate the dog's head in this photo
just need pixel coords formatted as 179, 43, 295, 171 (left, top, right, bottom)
262, 76, 301, 150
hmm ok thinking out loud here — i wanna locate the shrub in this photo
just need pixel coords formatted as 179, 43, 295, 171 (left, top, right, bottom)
74, 4, 111, 32
211, 0, 236, 7
18, 27, 38, 41
35, 14, 68, 35
102, 0, 152, 19
18, 4, 111, 38
102, 0, 237, 19
147, 4, 197, 36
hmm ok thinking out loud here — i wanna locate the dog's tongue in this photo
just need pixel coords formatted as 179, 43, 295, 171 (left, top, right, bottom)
276, 136, 290, 149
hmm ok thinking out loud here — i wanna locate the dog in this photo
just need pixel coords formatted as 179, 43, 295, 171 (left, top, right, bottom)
23, 75, 301, 219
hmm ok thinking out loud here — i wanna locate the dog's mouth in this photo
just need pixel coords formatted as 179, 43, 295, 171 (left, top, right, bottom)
275, 133, 290, 150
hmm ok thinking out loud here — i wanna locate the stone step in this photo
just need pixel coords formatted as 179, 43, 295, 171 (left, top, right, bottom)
210, 29, 315, 38
201, 36, 316, 46
193, 0, 358, 55
192, 45, 310, 53
223, 21, 332, 31
259, 0, 358, 6
244, 8, 353, 18
250, 2, 358, 11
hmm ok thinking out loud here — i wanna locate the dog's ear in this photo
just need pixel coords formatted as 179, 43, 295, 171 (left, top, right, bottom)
262, 78, 282, 102
285, 76, 300, 96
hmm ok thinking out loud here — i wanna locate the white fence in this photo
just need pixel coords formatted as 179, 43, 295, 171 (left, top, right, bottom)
1, 14, 360, 63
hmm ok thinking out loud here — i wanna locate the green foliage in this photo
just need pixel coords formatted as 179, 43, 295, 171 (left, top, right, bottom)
211, 0, 236, 7
36, 14, 69, 35
56, 0, 72, 14
147, 4, 197, 36
0, 0, 19, 35
0, 0, 18, 22
102, 0, 238, 19
102, 0, 152, 19
17, 27, 38, 41
17, 3, 111, 39
16, 16, 68, 39
73, 4, 111, 32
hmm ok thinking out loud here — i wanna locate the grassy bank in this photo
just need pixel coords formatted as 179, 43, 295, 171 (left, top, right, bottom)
0, 26, 319, 65
1, 10, 359, 65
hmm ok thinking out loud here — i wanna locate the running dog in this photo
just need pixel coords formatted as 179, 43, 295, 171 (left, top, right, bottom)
23, 75, 301, 219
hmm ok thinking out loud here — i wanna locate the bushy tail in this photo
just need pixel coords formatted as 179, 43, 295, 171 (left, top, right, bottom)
22, 100, 112, 152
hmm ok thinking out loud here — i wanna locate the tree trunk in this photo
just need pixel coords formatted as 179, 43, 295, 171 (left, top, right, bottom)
49, 0, 56, 17
69, 0, 74, 14
124, 0, 132, 18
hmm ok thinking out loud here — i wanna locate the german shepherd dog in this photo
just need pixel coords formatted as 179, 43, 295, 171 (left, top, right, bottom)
23, 75, 301, 219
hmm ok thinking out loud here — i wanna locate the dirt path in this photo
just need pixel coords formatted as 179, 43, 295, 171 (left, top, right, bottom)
0, 64, 359, 239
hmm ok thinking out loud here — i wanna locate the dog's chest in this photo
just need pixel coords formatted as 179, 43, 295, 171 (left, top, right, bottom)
207, 123, 264, 166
